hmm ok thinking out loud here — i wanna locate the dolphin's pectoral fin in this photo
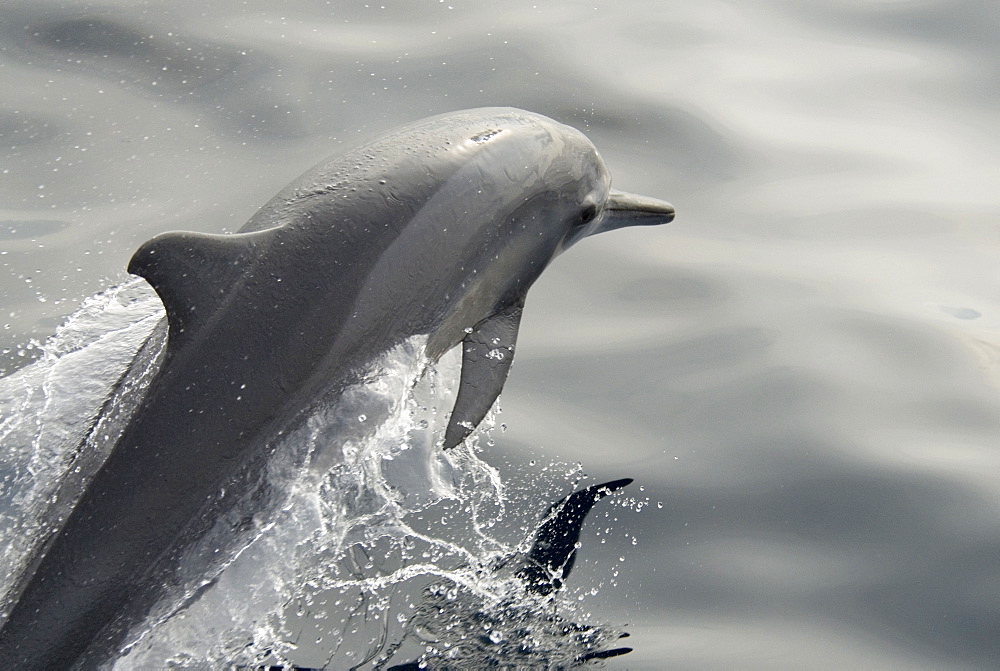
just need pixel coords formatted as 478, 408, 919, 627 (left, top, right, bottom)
128, 229, 278, 348
442, 299, 524, 450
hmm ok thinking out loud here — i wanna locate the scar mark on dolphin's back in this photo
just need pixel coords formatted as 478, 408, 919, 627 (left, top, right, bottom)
470, 129, 503, 143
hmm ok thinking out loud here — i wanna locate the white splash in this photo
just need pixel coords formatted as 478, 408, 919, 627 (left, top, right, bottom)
0, 279, 163, 610
0, 283, 626, 670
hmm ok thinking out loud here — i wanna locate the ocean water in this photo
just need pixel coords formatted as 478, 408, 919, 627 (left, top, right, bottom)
1, 0, 999, 668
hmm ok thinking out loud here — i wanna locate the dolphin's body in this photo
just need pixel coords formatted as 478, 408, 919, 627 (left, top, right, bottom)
0, 107, 673, 668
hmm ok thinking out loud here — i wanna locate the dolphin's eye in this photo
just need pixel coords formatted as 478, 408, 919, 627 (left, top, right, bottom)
580, 204, 598, 224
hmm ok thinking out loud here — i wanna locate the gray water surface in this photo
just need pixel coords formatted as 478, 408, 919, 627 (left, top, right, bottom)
2, 1, 999, 668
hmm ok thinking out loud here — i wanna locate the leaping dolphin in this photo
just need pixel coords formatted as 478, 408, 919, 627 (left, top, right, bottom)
0, 107, 673, 668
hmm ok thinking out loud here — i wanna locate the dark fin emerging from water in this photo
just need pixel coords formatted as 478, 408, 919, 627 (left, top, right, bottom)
443, 299, 523, 450
128, 229, 276, 349
517, 478, 633, 595
579, 645, 634, 662
384, 478, 635, 669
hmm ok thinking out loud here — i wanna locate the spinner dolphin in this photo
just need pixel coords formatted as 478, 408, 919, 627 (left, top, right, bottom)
0, 107, 673, 667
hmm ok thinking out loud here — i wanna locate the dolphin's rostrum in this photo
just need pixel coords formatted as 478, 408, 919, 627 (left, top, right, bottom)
0, 108, 673, 668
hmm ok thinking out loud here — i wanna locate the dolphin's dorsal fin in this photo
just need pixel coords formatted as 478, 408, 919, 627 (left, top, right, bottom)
128, 229, 276, 348
443, 299, 524, 450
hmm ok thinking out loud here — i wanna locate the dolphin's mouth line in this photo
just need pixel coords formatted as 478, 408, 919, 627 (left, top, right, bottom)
605, 205, 676, 220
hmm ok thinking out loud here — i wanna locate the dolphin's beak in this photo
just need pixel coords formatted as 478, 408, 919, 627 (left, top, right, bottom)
594, 189, 675, 234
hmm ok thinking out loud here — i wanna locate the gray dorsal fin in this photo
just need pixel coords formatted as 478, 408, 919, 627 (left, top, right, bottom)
127, 229, 276, 348
443, 299, 524, 450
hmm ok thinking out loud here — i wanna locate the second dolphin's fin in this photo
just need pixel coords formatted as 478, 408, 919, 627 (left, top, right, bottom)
517, 478, 633, 595
128, 229, 278, 349
443, 299, 524, 450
